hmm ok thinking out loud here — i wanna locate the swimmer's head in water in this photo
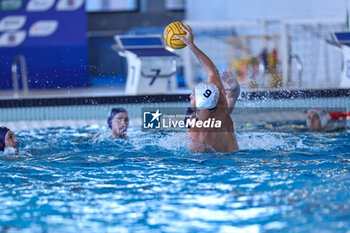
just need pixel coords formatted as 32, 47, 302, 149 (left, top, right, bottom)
0, 127, 18, 152
307, 108, 330, 131
0, 127, 8, 151
107, 108, 129, 138
194, 82, 219, 110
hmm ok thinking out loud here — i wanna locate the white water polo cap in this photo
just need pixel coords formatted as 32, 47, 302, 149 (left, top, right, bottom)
307, 107, 331, 129
195, 82, 220, 109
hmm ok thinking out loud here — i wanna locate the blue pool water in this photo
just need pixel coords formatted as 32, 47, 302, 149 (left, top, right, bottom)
1, 124, 350, 232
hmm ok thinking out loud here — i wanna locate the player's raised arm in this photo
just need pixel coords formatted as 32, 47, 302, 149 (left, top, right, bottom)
222, 70, 241, 114
175, 24, 224, 91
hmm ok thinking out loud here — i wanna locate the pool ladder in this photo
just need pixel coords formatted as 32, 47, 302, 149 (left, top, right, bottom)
11, 54, 29, 97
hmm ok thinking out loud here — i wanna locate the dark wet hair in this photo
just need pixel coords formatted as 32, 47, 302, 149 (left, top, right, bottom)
0, 127, 9, 152
107, 108, 127, 129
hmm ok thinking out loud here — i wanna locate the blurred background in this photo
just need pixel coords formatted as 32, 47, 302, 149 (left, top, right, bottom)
0, 0, 349, 98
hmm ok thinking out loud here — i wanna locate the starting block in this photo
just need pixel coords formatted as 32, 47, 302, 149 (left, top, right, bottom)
114, 35, 178, 95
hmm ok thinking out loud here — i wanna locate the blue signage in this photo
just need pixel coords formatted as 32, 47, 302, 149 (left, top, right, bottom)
0, 0, 88, 90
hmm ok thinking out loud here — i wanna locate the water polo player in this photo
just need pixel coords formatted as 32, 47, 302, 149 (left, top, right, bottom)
306, 107, 348, 132
107, 108, 129, 139
0, 127, 18, 153
306, 107, 331, 131
185, 70, 241, 123
176, 24, 239, 153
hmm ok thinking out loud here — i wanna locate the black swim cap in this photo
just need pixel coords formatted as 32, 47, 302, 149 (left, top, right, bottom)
0, 127, 9, 152
107, 108, 127, 129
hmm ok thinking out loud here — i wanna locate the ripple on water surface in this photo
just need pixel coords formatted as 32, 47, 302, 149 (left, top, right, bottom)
0, 126, 349, 232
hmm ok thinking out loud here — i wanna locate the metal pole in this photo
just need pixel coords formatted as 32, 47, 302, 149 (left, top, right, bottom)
11, 55, 29, 97
280, 22, 290, 88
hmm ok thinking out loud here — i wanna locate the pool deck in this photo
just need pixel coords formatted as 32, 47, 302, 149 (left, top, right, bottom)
0, 86, 192, 100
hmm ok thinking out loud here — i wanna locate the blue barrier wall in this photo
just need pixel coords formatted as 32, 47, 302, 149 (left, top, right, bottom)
0, 0, 88, 90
